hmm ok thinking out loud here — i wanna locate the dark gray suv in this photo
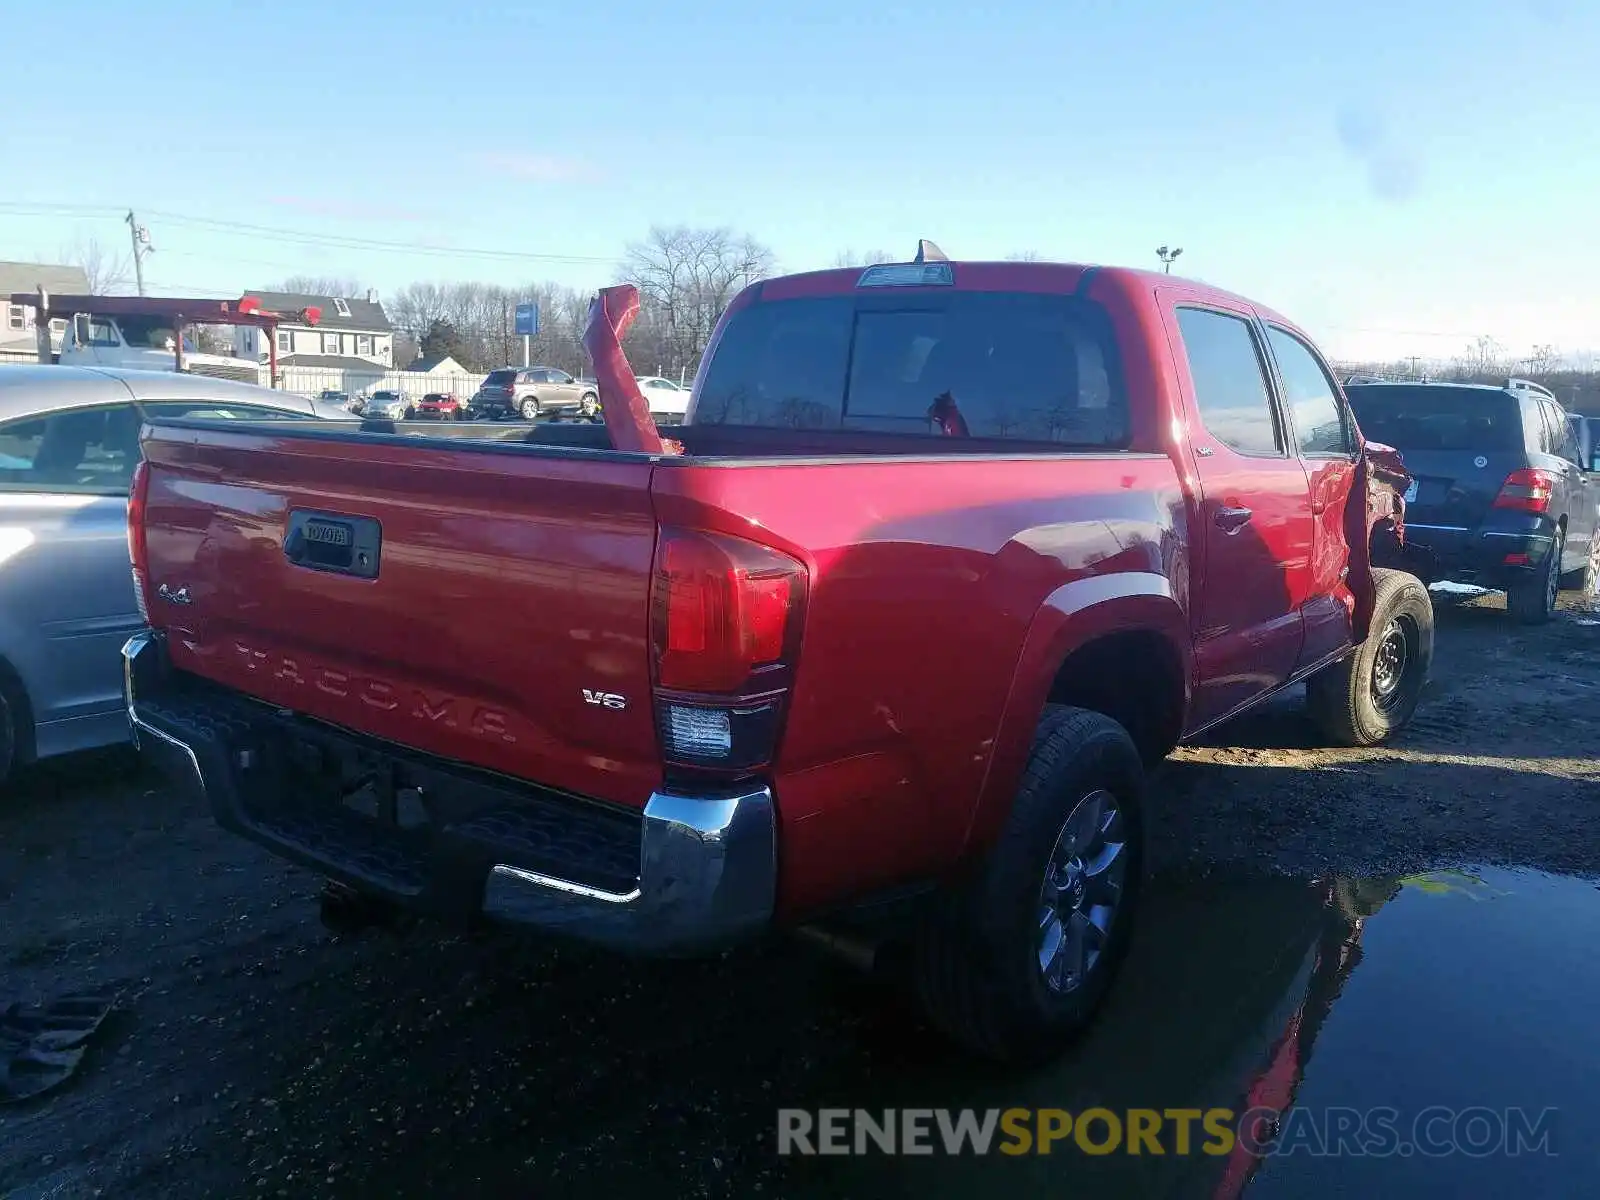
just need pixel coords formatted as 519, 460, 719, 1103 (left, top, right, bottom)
1345, 378, 1599, 622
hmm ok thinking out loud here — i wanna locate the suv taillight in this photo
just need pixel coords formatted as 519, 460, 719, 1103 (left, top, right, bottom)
1493, 468, 1556, 514
127, 458, 153, 621
650, 526, 807, 773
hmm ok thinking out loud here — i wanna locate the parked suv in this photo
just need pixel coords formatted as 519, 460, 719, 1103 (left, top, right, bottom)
1345, 377, 1600, 621
471, 367, 599, 420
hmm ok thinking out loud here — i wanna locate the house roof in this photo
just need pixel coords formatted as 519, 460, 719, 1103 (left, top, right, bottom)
245, 289, 391, 332
406, 355, 464, 374
279, 354, 389, 371
0, 261, 92, 299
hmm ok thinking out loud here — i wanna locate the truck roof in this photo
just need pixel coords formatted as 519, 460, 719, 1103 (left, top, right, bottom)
749, 259, 1294, 327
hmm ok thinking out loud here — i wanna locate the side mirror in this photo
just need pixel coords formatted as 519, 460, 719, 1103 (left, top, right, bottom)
72, 313, 91, 345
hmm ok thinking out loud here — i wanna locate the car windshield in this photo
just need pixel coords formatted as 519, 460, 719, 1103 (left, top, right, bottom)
1344, 385, 1524, 453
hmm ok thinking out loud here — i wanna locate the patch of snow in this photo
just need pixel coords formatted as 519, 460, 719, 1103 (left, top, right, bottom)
1428, 581, 1494, 597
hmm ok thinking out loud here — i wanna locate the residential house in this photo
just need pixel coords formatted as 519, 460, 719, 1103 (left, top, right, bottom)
233, 288, 394, 378
0, 261, 92, 361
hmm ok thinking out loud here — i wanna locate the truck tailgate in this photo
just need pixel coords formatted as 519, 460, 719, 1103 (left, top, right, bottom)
139, 424, 663, 808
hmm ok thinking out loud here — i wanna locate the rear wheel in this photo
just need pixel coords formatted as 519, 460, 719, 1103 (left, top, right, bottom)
520, 398, 541, 420
1508, 530, 1563, 624
911, 706, 1143, 1063
1307, 568, 1433, 745
579, 392, 599, 417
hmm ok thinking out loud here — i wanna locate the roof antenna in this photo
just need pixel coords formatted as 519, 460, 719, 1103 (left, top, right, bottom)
914, 240, 948, 264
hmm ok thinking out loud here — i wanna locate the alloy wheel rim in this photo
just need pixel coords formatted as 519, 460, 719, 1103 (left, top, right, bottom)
1036, 788, 1127, 995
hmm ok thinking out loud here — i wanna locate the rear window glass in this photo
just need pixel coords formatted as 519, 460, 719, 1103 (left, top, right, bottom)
693, 292, 1128, 447
484, 370, 516, 385
1344, 385, 1524, 453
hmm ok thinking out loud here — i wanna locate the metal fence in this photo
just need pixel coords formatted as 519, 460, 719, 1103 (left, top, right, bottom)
275, 366, 488, 401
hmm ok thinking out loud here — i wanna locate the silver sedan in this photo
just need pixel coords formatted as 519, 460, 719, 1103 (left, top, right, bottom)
0, 366, 344, 785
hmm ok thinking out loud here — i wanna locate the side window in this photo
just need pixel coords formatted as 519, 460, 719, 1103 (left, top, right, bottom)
0, 404, 141, 494
1266, 326, 1353, 456
550, 370, 573, 384
139, 401, 310, 422
88, 318, 121, 346
1175, 308, 1282, 456
1546, 402, 1578, 462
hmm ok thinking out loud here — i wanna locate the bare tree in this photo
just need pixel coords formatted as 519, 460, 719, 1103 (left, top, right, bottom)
387, 280, 591, 373
1005, 250, 1045, 262
1524, 344, 1559, 376
268, 276, 365, 298
63, 237, 131, 294
622, 226, 775, 376
832, 249, 898, 268
1450, 335, 1507, 382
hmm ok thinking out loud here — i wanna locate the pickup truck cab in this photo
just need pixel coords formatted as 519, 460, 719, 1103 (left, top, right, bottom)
124, 252, 1428, 1062
57, 312, 262, 384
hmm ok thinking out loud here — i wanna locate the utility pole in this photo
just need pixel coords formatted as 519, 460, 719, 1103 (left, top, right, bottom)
1408, 355, 1420, 379
1156, 244, 1183, 274
125, 211, 152, 296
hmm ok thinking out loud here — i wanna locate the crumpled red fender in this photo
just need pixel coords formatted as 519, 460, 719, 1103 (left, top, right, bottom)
582, 284, 682, 456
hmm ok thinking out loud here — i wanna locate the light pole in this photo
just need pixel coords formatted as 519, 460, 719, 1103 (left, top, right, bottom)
1156, 245, 1183, 274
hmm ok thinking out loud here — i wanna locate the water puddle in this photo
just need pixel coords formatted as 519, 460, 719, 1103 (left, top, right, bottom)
780, 866, 1600, 1198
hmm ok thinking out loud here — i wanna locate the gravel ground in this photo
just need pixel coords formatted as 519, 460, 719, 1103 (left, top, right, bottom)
1, 588, 1597, 1199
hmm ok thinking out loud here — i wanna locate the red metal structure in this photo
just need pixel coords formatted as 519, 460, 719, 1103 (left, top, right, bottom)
8, 290, 320, 387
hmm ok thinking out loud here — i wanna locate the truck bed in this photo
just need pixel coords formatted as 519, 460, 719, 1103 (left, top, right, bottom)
133, 413, 1183, 915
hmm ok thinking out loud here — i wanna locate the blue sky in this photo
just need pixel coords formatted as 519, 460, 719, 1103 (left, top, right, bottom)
2, 0, 1596, 364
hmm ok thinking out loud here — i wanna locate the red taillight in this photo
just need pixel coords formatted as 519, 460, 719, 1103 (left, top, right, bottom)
651, 527, 807, 773
127, 458, 153, 622
1493, 468, 1556, 514
653, 528, 804, 693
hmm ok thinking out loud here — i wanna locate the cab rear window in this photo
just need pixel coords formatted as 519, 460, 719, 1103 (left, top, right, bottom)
694, 292, 1128, 448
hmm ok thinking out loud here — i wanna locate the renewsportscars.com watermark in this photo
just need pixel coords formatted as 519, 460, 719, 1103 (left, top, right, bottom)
777, 1106, 1559, 1158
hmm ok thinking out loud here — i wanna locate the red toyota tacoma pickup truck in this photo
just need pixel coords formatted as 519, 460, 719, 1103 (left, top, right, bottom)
123, 250, 1428, 1062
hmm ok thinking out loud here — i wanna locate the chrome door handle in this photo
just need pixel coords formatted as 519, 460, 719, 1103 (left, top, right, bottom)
1214, 506, 1254, 533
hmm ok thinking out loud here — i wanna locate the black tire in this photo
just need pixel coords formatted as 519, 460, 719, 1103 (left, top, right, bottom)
0, 673, 26, 789
1508, 529, 1563, 625
911, 706, 1144, 1064
1307, 567, 1433, 746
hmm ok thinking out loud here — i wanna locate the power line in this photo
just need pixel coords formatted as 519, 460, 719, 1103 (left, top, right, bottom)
0, 201, 614, 266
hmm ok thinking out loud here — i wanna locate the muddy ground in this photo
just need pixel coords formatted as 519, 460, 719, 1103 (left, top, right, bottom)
1, 589, 1597, 1200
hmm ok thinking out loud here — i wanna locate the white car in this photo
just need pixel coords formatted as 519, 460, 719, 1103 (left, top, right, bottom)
635, 376, 691, 421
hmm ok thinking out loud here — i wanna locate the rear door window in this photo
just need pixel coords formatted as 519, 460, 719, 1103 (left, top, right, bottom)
1343, 386, 1525, 453
1265, 326, 1354, 456
694, 291, 1128, 447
